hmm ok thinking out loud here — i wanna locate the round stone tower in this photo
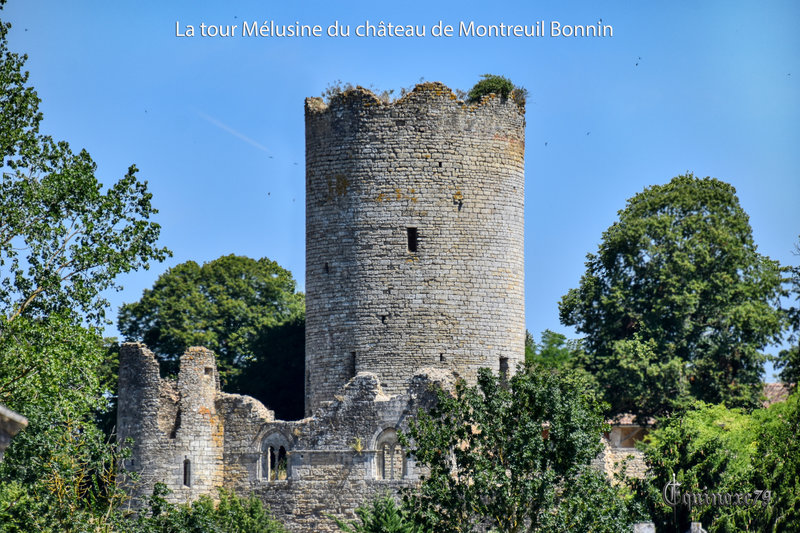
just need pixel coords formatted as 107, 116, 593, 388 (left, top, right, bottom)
304, 82, 525, 416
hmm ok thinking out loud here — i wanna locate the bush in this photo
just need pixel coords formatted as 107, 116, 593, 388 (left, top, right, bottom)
636, 392, 800, 532
334, 494, 421, 533
401, 365, 621, 532
129, 483, 287, 533
467, 74, 527, 106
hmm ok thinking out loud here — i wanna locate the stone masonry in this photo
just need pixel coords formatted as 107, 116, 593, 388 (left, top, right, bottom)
116, 82, 660, 531
118, 342, 452, 531
304, 82, 526, 415
117, 82, 526, 531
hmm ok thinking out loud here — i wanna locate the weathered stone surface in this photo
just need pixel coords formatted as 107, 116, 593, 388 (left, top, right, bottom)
118, 344, 227, 505
304, 82, 526, 415
119, 344, 442, 531
118, 82, 528, 532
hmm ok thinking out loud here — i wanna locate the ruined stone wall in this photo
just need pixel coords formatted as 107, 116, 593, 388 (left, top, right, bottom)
223, 371, 440, 532
304, 83, 526, 415
120, 343, 446, 532
118, 344, 228, 504
592, 426, 649, 480
118, 81, 529, 530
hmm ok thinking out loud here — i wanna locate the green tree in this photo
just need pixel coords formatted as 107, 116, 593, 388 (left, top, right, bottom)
1, 0, 169, 403
776, 236, 800, 388
636, 392, 800, 532
401, 365, 646, 532
334, 494, 422, 533
0, 0, 39, 167
0, 400, 131, 531
540, 466, 648, 533
0, 2, 169, 528
0, 0, 168, 424
525, 329, 584, 370
234, 315, 305, 420
117, 254, 305, 417
559, 174, 784, 419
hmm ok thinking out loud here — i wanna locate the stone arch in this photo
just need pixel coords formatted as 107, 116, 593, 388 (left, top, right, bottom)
374, 428, 404, 480
260, 432, 291, 481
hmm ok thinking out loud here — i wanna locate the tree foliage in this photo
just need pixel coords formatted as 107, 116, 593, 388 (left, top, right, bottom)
0, 403, 131, 532
467, 74, 527, 106
233, 315, 305, 420
0, 4, 192, 530
1, 13, 170, 325
0, 0, 39, 168
776, 236, 800, 387
636, 391, 800, 532
118, 254, 305, 418
127, 483, 287, 533
402, 365, 645, 532
559, 174, 784, 419
0, 0, 169, 413
525, 329, 584, 370
118, 255, 303, 374
334, 494, 422, 533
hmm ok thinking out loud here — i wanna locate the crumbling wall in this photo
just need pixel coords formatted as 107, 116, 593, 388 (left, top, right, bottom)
118, 344, 227, 504
592, 426, 650, 480
119, 342, 447, 532
118, 81, 529, 531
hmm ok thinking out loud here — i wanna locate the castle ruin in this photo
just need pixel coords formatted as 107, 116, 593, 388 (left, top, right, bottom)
118, 81, 527, 531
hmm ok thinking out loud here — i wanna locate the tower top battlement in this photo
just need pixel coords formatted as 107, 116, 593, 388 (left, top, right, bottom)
305, 81, 526, 116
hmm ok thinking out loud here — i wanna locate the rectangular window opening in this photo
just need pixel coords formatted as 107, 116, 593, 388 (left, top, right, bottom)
347, 352, 356, 379
407, 227, 418, 253
183, 458, 192, 487
499, 357, 509, 385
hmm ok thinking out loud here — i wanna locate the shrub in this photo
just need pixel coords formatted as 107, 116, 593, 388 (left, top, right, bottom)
467, 74, 527, 106
334, 494, 421, 533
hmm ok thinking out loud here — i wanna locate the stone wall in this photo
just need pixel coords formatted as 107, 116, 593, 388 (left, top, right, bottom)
118, 344, 229, 505
304, 83, 526, 415
592, 426, 649, 480
118, 342, 450, 532
118, 82, 530, 531
119, 342, 651, 531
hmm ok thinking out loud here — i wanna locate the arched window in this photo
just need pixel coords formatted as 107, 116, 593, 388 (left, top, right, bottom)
261, 434, 290, 481
375, 428, 404, 480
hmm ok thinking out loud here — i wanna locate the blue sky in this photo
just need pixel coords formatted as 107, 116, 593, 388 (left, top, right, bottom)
5, 1, 799, 377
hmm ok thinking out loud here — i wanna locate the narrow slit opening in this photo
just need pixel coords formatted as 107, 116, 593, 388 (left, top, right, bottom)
407, 227, 418, 253
499, 357, 509, 385
348, 352, 356, 379
183, 458, 191, 487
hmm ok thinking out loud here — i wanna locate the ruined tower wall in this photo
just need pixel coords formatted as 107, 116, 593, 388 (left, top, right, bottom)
117, 344, 224, 503
304, 83, 526, 415
117, 343, 174, 504
172, 347, 225, 497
